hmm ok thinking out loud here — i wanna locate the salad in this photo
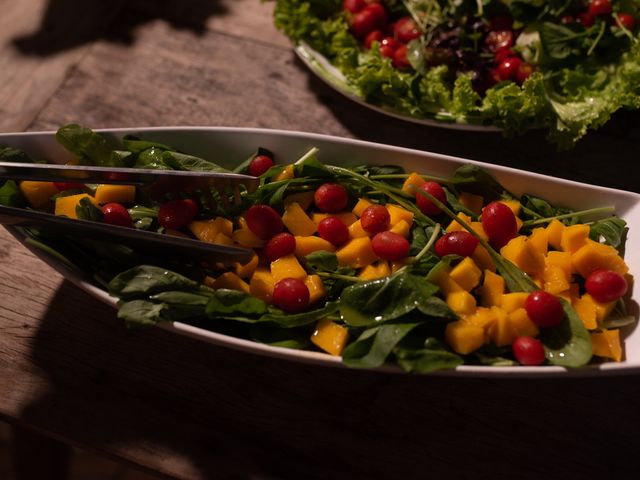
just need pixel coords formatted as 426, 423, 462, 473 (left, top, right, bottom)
0, 124, 635, 372
273, 0, 640, 147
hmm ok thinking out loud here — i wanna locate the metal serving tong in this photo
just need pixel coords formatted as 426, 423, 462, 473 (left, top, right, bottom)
0, 162, 261, 264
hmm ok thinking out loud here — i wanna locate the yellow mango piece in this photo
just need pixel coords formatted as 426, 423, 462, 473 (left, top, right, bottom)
389, 219, 410, 238
545, 251, 573, 278
446, 213, 473, 233
501, 292, 529, 313
232, 228, 265, 248
294, 236, 335, 259
282, 202, 317, 236
274, 164, 294, 181
460, 306, 497, 332
449, 257, 482, 291
480, 270, 504, 307
336, 236, 377, 269
487, 306, 518, 347
428, 266, 464, 296
358, 261, 391, 281
189, 220, 220, 243
528, 227, 549, 257
348, 219, 369, 238
470, 221, 489, 241
546, 219, 566, 250
571, 240, 629, 278
386, 204, 414, 227
19, 181, 59, 208
500, 236, 545, 276
445, 321, 485, 355
213, 232, 234, 246
284, 191, 315, 210
557, 283, 580, 304
352, 198, 373, 217
459, 192, 484, 215
591, 329, 622, 362
311, 319, 349, 356
390, 259, 407, 273
212, 272, 250, 294
311, 212, 357, 226
580, 293, 616, 323
542, 264, 571, 295
499, 200, 521, 216
560, 224, 590, 253
401, 172, 426, 195
54, 193, 99, 219
270, 254, 307, 282
94, 184, 136, 205
249, 268, 275, 303
235, 253, 259, 279
446, 291, 477, 315
471, 245, 495, 272
573, 294, 598, 330
213, 217, 233, 237
508, 308, 539, 338
304, 274, 326, 305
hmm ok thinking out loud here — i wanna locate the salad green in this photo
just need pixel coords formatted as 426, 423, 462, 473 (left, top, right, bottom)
0, 124, 635, 372
273, 0, 640, 147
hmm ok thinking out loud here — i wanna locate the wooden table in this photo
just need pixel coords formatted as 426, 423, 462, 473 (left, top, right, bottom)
1, 1, 640, 479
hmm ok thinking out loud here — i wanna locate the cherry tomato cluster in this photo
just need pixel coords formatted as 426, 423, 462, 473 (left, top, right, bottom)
561, 0, 636, 30
483, 15, 535, 86
343, 0, 420, 69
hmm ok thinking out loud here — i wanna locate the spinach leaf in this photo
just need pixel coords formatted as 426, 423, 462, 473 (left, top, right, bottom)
305, 251, 339, 272
232, 147, 274, 174
122, 136, 175, 153
250, 324, 313, 350
340, 272, 453, 327
450, 164, 506, 201
75, 197, 103, 222
162, 151, 230, 172
56, 124, 129, 167
394, 343, 464, 373
258, 301, 339, 328
206, 289, 269, 316
0, 180, 25, 207
351, 164, 406, 176
128, 205, 158, 230
342, 323, 420, 369
118, 299, 167, 328
520, 194, 577, 225
444, 187, 477, 218
589, 217, 628, 251
135, 147, 172, 170
108, 265, 198, 300
0, 146, 35, 163
540, 298, 593, 367
539, 22, 586, 60
293, 147, 334, 179
151, 290, 211, 307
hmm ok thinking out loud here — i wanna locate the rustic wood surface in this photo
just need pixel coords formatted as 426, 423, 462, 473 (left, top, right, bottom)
1, 1, 640, 479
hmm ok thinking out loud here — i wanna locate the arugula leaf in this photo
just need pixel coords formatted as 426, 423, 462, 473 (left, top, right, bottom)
75, 197, 103, 222
589, 217, 628, 251
342, 322, 421, 369
162, 151, 230, 172
108, 265, 198, 300
450, 164, 507, 201
305, 251, 339, 272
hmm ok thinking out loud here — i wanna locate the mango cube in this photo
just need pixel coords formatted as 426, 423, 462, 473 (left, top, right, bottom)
507, 308, 539, 338
573, 294, 598, 330
449, 257, 482, 291
235, 253, 259, 279
311, 319, 349, 356
348, 220, 369, 238
546, 219, 566, 250
446, 213, 473, 233
500, 292, 529, 313
446, 291, 477, 315
211, 272, 250, 294
282, 202, 316, 236
389, 219, 410, 238
54, 193, 99, 218
20, 181, 59, 208
249, 268, 275, 303
270, 254, 307, 282
386, 204, 414, 227
571, 240, 628, 278
352, 198, 373, 217
358, 261, 391, 281
273, 164, 294, 181
304, 274, 326, 305
311, 212, 357, 226
542, 264, 571, 295
500, 236, 545, 276
458, 192, 484, 215
401, 172, 425, 195
591, 329, 622, 362
294, 235, 335, 259
479, 270, 504, 307
284, 191, 315, 210
445, 321, 485, 355
560, 224, 590, 253
487, 306, 518, 347
336, 237, 377, 269
94, 184, 136, 205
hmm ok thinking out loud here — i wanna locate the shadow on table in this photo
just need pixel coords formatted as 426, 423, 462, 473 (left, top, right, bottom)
15, 280, 640, 480
297, 56, 640, 194
13, 0, 227, 56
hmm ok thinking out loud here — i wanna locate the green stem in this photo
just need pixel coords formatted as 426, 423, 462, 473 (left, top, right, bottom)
394, 223, 441, 277
316, 271, 361, 283
522, 206, 615, 227
587, 21, 606, 56
370, 173, 451, 184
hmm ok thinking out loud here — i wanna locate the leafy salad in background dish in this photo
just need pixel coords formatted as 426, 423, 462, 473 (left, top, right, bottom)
273, 0, 640, 147
0, 124, 636, 372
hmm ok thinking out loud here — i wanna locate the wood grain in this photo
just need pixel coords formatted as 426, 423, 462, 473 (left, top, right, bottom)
2, 1, 640, 479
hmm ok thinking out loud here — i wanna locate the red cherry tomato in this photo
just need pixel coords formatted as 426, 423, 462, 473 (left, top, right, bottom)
434, 231, 479, 257
102, 203, 133, 228
343, 0, 366, 14
392, 44, 411, 68
371, 231, 410, 261
494, 47, 515, 64
158, 198, 198, 230
616, 13, 636, 30
560, 15, 575, 24
516, 62, 534, 84
578, 12, 595, 27
379, 36, 399, 58
314, 183, 349, 213
588, 0, 612, 17
585, 269, 628, 303
415, 181, 447, 216
273, 278, 310, 313
245, 204, 284, 240
512, 336, 546, 366
318, 217, 350, 246
54, 182, 85, 191
393, 17, 421, 43
248, 154, 274, 177
264, 232, 296, 262
484, 30, 514, 52
489, 14, 513, 31
360, 204, 390, 235
497, 57, 521, 81
364, 29, 383, 49
350, 3, 386, 39
364, 2, 387, 26
525, 291, 565, 328
481, 201, 517, 249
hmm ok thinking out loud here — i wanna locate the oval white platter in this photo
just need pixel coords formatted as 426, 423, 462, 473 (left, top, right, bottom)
1, 126, 638, 377
293, 42, 501, 133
